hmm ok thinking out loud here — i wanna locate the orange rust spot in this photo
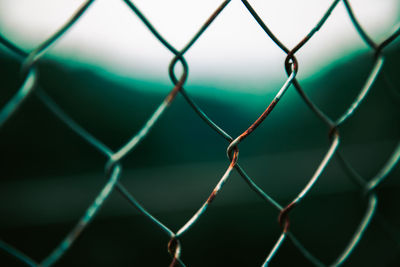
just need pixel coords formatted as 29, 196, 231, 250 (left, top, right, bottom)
278, 202, 296, 233
166, 78, 185, 103
168, 238, 178, 253
240, 99, 278, 142
229, 150, 239, 167
207, 190, 217, 204
169, 257, 178, 267
168, 238, 179, 267
291, 35, 310, 55
328, 126, 339, 139
166, 87, 179, 103
203, 1, 228, 28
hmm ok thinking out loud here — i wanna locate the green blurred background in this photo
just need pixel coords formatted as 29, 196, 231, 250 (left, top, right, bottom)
1, 1, 400, 266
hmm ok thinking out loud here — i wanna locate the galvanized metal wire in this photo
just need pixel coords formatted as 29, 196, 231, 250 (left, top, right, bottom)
0, 0, 399, 266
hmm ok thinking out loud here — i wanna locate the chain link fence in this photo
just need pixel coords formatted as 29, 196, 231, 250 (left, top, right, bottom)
1, 0, 400, 266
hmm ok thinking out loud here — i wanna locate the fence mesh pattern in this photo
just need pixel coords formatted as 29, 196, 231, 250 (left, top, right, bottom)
1, 0, 400, 266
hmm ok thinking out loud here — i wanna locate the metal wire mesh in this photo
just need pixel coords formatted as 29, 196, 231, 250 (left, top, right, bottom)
0, 0, 399, 266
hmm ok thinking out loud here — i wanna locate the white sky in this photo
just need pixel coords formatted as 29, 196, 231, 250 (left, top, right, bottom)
0, 0, 399, 93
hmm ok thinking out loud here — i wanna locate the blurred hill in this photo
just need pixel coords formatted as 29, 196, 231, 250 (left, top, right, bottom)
0, 43, 399, 180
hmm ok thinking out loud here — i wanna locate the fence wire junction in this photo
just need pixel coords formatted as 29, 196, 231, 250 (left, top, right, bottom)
1, 0, 400, 266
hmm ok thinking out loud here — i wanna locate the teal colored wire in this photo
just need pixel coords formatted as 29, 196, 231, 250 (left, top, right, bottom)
21, 0, 95, 73
41, 164, 121, 267
0, 240, 38, 267
342, 0, 377, 49
0, 67, 37, 127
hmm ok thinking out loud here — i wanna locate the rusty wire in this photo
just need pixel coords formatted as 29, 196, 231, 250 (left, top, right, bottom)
0, 0, 399, 266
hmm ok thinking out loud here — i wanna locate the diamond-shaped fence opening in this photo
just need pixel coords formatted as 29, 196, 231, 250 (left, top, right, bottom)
0, 0, 400, 266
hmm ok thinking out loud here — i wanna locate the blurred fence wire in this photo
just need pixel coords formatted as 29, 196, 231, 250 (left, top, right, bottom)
0, 0, 400, 266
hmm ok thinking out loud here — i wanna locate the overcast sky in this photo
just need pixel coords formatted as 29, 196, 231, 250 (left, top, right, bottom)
0, 0, 399, 93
